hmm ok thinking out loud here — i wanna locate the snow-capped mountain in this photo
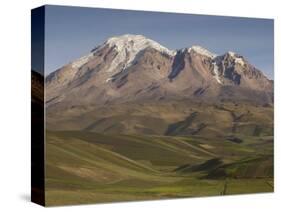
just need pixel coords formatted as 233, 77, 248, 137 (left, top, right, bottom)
104, 34, 175, 73
46, 34, 273, 109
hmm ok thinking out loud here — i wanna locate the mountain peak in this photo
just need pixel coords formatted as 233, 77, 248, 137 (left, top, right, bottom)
226, 51, 237, 57
91, 34, 176, 73
106, 34, 146, 47
47, 34, 273, 107
187, 45, 217, 58
104, 34, 175, 56
223, 51, 246, 66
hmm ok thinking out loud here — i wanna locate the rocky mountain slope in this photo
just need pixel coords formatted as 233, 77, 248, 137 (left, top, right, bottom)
46, 34, 273, 109
45, 34, 273, 136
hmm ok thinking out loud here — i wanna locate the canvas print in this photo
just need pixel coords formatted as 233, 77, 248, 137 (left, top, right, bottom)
31, 5, 274, 206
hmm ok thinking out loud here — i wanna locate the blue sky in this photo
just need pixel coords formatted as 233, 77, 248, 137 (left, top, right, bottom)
45, 5, 274, 78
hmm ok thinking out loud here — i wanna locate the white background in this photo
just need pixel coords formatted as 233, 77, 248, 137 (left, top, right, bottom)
0, 0, 280, 211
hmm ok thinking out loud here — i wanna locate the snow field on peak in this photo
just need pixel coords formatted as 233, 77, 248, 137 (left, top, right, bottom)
226, 51, 245, 66
102, 34, 176, 80
105, 35, 176, 75
107, 34, 175, 56
234, 58, 245, 66
188, 45, 217, 58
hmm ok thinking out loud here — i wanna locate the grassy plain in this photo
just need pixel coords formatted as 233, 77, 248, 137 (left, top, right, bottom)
45, 130, 273, 206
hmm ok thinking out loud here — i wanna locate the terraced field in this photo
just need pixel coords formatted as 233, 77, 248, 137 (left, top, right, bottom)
45, 131, 273, 206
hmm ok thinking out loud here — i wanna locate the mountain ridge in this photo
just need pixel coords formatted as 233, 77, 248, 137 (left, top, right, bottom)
46, 34, 273, 108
